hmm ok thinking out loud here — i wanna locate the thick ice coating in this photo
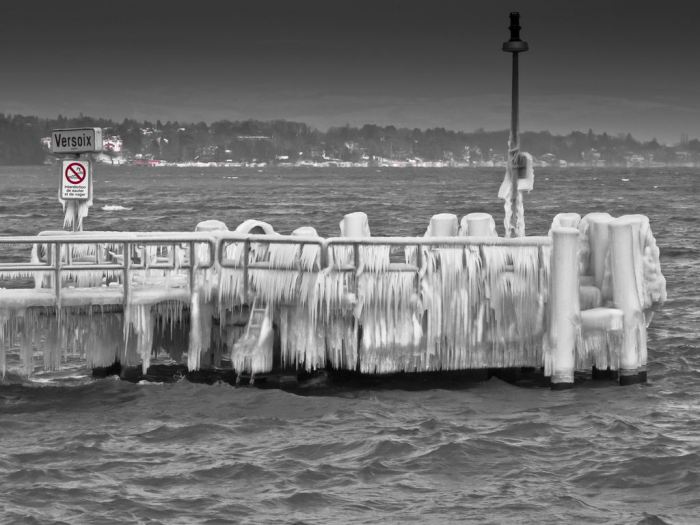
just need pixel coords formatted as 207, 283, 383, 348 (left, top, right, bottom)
0, 212, 666, 382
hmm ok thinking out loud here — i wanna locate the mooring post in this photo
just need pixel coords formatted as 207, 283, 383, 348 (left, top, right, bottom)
463, 212, 495, 237
549, 227, 579, 389
609, 217, 647, 385
502, 12, 529, 238
583, 213, 614, 300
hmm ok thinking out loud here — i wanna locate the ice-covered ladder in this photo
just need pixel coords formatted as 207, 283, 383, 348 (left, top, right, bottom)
232, 297, 271, 384
245, 297, 267, 338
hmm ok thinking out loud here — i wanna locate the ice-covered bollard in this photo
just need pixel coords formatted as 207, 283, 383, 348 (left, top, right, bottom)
341, 212, 370, 238
581, 212, 613, 299
459, 212, 497, 237
547, 227, 580, 389
292, 226, 319, 237
551, 212, 581, 230
195, 219, 228, 232
426, 213, 458, 237
609, 216, 648, 385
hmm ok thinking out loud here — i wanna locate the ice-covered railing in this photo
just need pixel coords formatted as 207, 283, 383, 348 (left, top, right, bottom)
0, 232, 215, 303
0, 232, 216, 377
218, 233, 551, 374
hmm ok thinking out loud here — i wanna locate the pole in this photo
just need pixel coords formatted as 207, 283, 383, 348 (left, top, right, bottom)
511, 52, 519, 152
502, 12, 528, 237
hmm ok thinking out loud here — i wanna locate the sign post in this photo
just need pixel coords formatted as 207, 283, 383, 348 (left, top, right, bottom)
50, 127, 102, 231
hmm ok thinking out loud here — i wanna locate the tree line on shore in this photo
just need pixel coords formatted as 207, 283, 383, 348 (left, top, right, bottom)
0, 112, 697, 165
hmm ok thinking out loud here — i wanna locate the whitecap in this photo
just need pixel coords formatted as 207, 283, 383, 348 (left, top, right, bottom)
101, 205, 134, 211
621, 178, 630, 182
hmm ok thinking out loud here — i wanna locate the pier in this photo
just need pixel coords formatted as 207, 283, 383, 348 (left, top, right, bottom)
0, 210, 666, 388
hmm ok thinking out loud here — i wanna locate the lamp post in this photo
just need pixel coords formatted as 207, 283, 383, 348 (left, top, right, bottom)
502, 12, 528, 237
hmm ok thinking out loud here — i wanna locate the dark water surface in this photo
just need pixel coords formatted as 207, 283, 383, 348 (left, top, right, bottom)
0, 166, 698, 524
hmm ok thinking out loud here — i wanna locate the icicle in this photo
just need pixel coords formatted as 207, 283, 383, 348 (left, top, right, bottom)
84, 313, 122, 369
499, 163, 515, 236
634, 217, 666, 307
123, 303, 154, 374
250, 268, 302, 307
219, 268, 245, 308
58, 176, 93, 230
268, 243, 300, 269
481, 245, 544, 367
358, 270, 422, 373
498, 149, 534, 237
279, 305, 326, 371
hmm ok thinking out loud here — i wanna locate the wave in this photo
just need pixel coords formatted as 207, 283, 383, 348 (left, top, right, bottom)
101, 205, 133, 211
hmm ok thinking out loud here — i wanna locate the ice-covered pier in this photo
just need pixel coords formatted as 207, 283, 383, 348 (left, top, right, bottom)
0, 211, 665, 388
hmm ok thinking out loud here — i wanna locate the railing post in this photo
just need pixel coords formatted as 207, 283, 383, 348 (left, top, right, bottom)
210, 238, 216, 270
415, 242, 423, 293
54, 241, 61, 305
123, 241, 130, 306
188, 241, 196, 293
320, 240, 329, 269
243, 239, 250, 303
352, 242, 360, 294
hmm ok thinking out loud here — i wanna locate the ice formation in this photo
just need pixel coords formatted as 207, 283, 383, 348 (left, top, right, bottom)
459, 213, 498, 237
58, 174, 93, 230
0, 210, 666, 382
498, 150, 534, 237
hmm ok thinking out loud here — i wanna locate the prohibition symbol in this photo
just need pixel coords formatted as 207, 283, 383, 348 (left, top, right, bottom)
60, 159, 90, 200
65, 162, 87, 184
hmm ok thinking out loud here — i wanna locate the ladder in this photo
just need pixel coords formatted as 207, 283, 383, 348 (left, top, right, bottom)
245, 297, 267, 338
233, 297, 269, 384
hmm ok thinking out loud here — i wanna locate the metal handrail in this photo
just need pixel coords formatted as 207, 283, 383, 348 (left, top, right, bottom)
0, 234, 218, 305
325, 235, 551, 247
218, 234, 326, 269
0, 234, 216, 269
218, 234, 550, 267
217, 234, 551, 273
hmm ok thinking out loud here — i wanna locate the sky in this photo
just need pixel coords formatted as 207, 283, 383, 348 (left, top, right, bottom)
1, 0, 698, 143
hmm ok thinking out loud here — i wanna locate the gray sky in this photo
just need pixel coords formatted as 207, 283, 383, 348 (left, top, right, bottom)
1, 0, 697, 143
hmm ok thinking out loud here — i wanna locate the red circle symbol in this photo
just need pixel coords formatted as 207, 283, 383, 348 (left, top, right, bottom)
64, 162, 87, 185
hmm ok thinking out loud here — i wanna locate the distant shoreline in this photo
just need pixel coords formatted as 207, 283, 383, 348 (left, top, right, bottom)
32, 161, 700, 169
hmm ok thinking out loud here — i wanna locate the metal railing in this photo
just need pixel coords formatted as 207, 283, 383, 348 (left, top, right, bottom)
0, 231, 551, 308
219, 233, 550, 267
218, 233, 552, 297
0, 233, 216, 306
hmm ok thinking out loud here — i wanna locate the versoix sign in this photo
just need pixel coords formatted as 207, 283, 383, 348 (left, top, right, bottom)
50, 128, 103, 154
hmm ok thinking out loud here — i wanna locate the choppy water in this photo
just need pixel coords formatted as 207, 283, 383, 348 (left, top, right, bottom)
0, 166, 698, 524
